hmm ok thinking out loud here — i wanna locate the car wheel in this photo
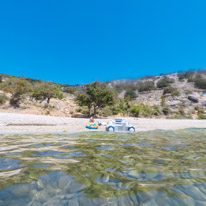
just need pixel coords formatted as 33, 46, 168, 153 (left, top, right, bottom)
108, 127, 114, 132
129, 128, 135, 133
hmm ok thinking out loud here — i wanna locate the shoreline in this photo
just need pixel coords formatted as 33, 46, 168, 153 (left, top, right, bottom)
0, 112, 205, 134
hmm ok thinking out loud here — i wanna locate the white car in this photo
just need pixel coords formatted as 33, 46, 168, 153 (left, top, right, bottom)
106, 119, 135, 132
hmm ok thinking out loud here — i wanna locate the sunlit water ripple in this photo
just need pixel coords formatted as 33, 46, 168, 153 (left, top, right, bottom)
0, 129, 206, 205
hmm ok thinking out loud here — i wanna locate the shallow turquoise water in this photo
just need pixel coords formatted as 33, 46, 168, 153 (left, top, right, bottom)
0, 129, 206, 205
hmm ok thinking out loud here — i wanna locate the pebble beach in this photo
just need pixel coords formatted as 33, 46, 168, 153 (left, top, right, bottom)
0, 113, 205, 133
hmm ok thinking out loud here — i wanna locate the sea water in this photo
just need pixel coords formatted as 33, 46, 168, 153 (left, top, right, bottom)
0, 129, 206, 206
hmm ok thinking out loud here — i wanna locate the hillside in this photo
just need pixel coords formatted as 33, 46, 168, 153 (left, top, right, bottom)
0, 75, 77, 117
110, 71, 206, 106
0, 70, 205, 119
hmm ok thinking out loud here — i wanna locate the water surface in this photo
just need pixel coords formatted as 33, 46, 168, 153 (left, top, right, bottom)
0, 129, 206, 205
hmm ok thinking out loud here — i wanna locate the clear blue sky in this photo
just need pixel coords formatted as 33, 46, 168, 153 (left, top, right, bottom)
0, 0, 206, 84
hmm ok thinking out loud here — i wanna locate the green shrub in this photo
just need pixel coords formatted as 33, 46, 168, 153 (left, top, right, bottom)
114, 84, 123, 93
170, 114, 188, 119
163, 87, 173, 95
197, 107, 206, 119
63, 87, 75, 94
111, 99, 130, 115
0, 78, 33, 107
130, 105, 141, 117
140, 104, 154, 117
163, 87, 179, 96
75, 107, 82, 113
98, 99, 131, 117
75, 106, 89, 115
4, 78, 32, 94
0, 94, 8, 105
114, 83, 137, 93
108, 106, 118, 115
187, 77, 194, 82
177, 73, 184, 81
157, 77, 174, 88
178, 107, 185, 116
198, 113, 206, 119
153, 105, 162, 116
178, 71, 194, 81
162, 107, 170, 115
99, 107, 113, 117
157, 79, 169, 88
137, 81, 155, 92
171, 90, 180, 97
10, 95, 21, 108
191, 110, 196, 114
1, 87, 12, 93
194, 106, 199, 111
184, 90, 192, 95
111, 105, 122, 115
124, 89, 137, 100
194, 78, 206, 90
130, 104, 155, 117
161, 96, 165, 106
81, 107, 89, 115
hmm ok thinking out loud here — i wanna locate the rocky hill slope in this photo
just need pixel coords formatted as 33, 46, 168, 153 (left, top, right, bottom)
110, 72, 206, 107
0, 70, 205, 119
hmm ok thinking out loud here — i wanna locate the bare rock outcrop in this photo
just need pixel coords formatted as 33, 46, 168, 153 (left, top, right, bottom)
188, 96, 199, 103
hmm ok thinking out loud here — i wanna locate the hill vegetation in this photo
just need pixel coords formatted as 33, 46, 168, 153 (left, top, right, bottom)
0, 69, 205, 119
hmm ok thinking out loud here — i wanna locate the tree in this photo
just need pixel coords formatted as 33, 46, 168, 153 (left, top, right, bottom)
75, 81, 115, 116
3, 78, 32, 108
75, 93, 93, 115
32, 82, 63, 103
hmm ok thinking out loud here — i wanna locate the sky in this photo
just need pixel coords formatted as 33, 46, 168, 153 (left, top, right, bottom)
0, 0, 206, 85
